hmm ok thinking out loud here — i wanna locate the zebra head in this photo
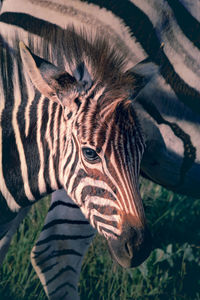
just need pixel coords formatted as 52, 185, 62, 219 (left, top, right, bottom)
19, 37, 151, 268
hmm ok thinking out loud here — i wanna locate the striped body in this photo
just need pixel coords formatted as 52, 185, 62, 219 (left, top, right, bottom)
0, 0, 200, 299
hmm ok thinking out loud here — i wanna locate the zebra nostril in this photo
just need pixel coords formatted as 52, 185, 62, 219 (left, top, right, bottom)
124, 242, 133, 259
107, 225, 152, 268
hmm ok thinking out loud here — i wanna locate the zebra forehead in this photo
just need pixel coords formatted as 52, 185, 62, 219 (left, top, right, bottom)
78, 98, 138, 148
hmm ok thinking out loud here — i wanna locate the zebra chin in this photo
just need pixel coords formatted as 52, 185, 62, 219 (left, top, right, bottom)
107, 222, 152, 268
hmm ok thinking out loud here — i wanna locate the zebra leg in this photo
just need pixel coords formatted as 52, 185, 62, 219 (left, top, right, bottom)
31, 189, 96, 300
0, 207, 30, 265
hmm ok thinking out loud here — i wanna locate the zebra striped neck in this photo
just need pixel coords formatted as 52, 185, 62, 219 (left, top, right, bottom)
0, 43, 66, 214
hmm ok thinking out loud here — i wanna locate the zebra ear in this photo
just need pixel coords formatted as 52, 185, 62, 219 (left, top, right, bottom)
19, 42, 82, 105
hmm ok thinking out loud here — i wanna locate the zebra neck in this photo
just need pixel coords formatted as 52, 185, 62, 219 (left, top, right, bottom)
0, 44, 66, 212
0, 96, 65, 208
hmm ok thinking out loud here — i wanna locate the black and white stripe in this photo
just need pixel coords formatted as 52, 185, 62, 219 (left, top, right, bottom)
0, 1, 200, 300
0, 10, 147, 231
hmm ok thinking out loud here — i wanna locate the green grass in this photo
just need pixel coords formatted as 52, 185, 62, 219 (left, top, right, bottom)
0, 179, 200, 300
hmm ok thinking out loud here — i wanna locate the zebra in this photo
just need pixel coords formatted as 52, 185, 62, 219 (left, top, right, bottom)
0, 0, 154, 291
1, 0, 200, 299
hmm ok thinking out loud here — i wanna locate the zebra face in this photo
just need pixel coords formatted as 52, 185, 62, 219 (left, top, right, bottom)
20, 42, 152, 268
66, 99, 152, 268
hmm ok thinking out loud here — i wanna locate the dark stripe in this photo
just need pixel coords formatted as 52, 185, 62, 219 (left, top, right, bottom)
74, 97, 81, 109
0, 192, 17, 224
40, 100, 52, 194
42, 219, 89, 231
80, 97, 91, 139
166, 0, 200, 49
52, 106, 63, 189
93, 215, 118, 228
88, 202, 118, 215
36, 249, 82, 266
81, 185, 116, 204
138, 96, 196, 186
46, 266, 77, 286
98, 225, 118, 238
0, 46, 29, 206
0, 12, 61, 38
57, 291, 69, 299
71, 168, 87, 193
50, 102, 57, 150
49, 200, 79, 212
89, 103, 100, 146
67, 111, 72, 119
36, 234, 94, 246
49, 282, 76, 297
63, 139, 74, 173
0, 229, 8, 239
41, 262, 58, 274
96, 123, 107, 150
32, 245, 51, 259
65, 136, 79, 188
21, 90, 42, 199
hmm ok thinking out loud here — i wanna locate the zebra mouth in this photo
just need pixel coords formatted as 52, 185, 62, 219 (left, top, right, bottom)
107, 226, 152, 268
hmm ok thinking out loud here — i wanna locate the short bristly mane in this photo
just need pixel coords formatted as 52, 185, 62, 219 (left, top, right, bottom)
22, 25, 137, 106
9, 25, 141, 133
31, 25, 142, 144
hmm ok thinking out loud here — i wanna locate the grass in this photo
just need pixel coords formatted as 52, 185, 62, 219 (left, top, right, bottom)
0, 178, 200, 300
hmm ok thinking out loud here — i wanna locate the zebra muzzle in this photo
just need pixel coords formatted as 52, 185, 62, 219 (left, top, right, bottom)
107, 223, 152, 268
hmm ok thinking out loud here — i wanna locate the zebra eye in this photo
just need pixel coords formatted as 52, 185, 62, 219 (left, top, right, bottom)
82, 147, 100, 163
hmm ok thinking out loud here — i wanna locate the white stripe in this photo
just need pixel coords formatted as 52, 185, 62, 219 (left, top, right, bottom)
52, 105, 60, 155
102, 139, 138, 216
101, 229, 118, 240
95, 220, 121, 236
24, 73, 35, 137
73, 178, 117, 208
45, 101, 58, 190
89, 207, 121, 223
58, 112, 65, 186
99, 129, 127, 212
37, 95, 47, 194
0, 76, 20, 212
63, 140, 77, 187
84, 195, 119, 211
92, 87, 106, 102
12, 62, 35, 201
110, 142, 137, 216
